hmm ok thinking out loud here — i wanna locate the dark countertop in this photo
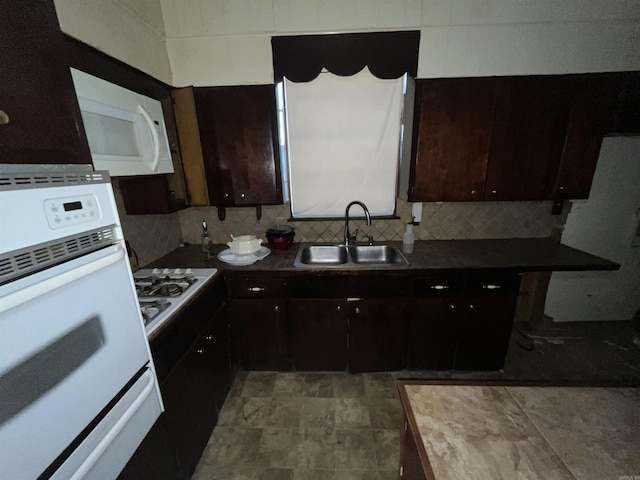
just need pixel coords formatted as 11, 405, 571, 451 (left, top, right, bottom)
146, 238, 619, 274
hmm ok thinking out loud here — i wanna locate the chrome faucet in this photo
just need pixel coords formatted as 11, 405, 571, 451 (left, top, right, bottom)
344, 201, 371, 246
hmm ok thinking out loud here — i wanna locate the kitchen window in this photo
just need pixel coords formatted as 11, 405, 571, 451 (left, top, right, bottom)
272, 31, 419, 219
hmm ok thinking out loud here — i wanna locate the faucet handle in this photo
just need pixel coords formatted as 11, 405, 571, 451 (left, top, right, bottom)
347, 228, 358, 245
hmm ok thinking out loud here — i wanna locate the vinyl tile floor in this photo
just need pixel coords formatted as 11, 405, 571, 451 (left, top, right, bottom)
193, 320, 640, 480
192, 371, 402, 480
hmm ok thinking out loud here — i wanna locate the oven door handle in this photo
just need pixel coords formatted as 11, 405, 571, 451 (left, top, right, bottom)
0, 245, 125, 315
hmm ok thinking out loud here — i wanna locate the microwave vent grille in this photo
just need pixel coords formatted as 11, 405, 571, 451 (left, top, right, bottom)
0, 171, 109, 191
0, 227, 116, 285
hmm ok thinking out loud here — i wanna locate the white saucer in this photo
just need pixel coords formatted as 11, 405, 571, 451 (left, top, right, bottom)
217, 246, 271, 266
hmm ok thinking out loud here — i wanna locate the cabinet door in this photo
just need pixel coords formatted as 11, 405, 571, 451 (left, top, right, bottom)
161, 337, 218, 479
410, 78, 497, 202
454, 295, 517, 371
289, 298, 348, 371
407, 298, 457, 370
0, 0, 89, 165
205, 305, 234, 412
229, 299, 290, 370
348, 299, 407, 373
194, 86, 282, 207
554, 75, 621, 199
118, 415, 182, 480
486, 76, 571, 200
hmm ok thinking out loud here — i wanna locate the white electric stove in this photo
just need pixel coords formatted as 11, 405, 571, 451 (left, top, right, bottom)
133, 267, 219, 337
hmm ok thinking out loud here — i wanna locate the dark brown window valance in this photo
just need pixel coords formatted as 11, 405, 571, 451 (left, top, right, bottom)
272, 31, 420, 83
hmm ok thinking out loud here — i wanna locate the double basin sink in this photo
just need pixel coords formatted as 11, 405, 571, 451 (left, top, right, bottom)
293, 244, 409, 268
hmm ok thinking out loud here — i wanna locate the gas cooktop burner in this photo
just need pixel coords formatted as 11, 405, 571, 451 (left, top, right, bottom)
139, 298, 171, 325
133, 267, 219, 336
134, 268, 198, 298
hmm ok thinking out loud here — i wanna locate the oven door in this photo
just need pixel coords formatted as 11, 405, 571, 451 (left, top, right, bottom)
0, 244, 161, 480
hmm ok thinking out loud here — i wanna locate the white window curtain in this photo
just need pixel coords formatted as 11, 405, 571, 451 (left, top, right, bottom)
285, 68, 404, 218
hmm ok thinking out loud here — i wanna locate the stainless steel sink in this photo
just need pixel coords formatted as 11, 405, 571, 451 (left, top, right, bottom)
350, 245, 407, 265
294, 244, 409, 268
297, 245, 349, 265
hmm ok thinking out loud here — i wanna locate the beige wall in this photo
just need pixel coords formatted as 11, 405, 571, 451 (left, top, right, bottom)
161, 0, 640, 87
54, 0, 172, 84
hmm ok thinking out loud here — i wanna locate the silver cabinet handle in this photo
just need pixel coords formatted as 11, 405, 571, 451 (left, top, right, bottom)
430, 285, 449, 290
248, 287, 265, 292
0, 110, 9, 125
482, 284, 502, 290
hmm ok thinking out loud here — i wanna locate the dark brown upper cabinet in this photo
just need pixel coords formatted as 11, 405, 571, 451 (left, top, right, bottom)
193, 85, 283, 208
409, 77, 498, 202
485, 76, 571, 201
553, 74, 621, 200
0, 0, 90, 165
405, 73, 632, 203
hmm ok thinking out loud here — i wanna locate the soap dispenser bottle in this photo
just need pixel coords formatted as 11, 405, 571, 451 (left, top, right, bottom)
403, 217, 415, 254
201, 220, 213, 260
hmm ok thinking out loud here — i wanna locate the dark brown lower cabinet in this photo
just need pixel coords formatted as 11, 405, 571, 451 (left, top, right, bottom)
399, 416, 428, 480
408, 297, 458, 370
454, 294, 517, 371
289, 298, 348, 371
119, 278, 232, 480
229, 299, 290, 370
408, 274, 520, 371
348, 299, 408, 373
117, 415, 181, 480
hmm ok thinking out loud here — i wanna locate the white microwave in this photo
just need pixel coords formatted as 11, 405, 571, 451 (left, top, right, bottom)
70, 68, 174, 176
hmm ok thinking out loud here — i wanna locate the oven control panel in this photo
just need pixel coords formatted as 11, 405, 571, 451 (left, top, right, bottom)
44, 194, 100, 229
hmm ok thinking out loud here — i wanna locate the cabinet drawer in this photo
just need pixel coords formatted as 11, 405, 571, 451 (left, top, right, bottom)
226, 274, 288, 298
412, 275, 465, 297
465, 274, 521, 295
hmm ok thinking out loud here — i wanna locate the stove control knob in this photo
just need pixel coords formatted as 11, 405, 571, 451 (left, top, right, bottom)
186, 268, 193, 275
162, 268, 170, 275
152, 268, 161, 275
175, 268, 183, 275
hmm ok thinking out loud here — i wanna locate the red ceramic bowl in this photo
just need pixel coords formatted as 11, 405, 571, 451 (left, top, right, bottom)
267, 235, 294, 250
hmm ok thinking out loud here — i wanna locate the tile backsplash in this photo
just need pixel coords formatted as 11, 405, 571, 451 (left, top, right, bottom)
112, 180, 183, 268
115, 182, 568, 267
179, 198, 568, 246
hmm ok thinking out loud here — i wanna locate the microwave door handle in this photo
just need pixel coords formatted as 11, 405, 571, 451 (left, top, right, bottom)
137, 104, 161, 173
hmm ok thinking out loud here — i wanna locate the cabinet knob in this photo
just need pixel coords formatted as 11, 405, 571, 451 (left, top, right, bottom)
274, 305, 279, 312
471, 190, 477, 195
224, 193, 229, 198
482, 284, 501, 290
491, 190, 497, 195
430, 285, 449, 290
337, 306, 341, 312
196, 349, 204, 355
0, 110, 9, 125
559, 186, 565, 191
355, 307, 360, 314
205, 335, 213, 341
240, 193, 245, 198
469, 304, 474, 309
248, 287, 265, 292
450, 304, 455, 309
